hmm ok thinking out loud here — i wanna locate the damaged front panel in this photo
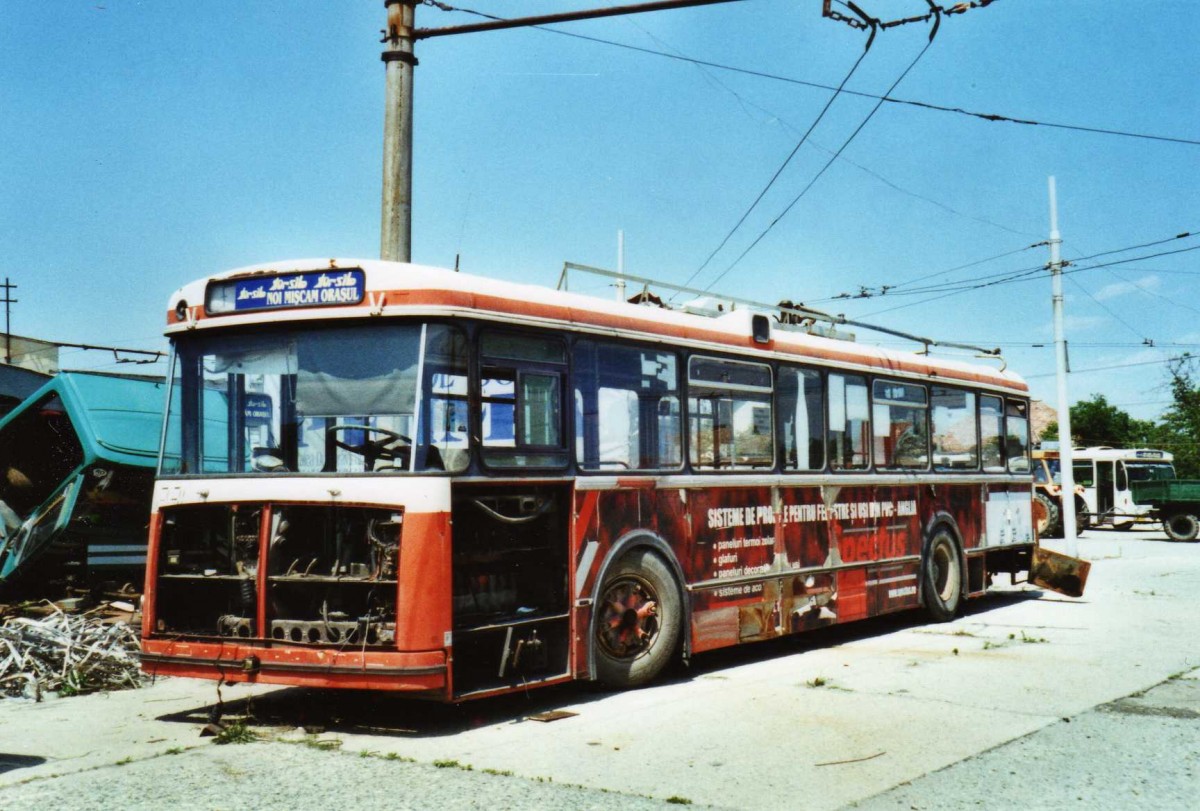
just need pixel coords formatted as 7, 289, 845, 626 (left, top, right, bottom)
155, 504, 400, 648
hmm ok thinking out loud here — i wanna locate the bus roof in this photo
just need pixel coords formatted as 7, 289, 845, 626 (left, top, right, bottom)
166, 258, 1028, 395
1072, 447, 1174, 463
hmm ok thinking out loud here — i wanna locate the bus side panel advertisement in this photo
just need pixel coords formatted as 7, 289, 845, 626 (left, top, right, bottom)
927, 483, 983, 549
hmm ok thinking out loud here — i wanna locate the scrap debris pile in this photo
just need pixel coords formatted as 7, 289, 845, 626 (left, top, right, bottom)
1, 604, 143, 700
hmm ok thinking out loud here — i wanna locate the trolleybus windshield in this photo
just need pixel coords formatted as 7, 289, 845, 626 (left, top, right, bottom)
161, 322, 469, 475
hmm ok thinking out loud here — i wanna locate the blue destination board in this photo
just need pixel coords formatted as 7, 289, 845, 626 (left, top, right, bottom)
244, 393, 273, 425
226, 269, 365, 312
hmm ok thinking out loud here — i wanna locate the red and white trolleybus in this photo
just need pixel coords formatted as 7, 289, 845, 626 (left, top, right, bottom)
141, 258, 1036, 700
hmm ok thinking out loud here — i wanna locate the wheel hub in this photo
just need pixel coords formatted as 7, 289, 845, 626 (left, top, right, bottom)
597, 578, 659, 659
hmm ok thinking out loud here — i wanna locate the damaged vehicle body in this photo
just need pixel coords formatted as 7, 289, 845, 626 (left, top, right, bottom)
0, 372, 163, 597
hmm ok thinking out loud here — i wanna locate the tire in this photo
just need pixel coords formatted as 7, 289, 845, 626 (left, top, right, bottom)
594, 548, 682, 688
1033, 492, 1061, 538
1163, 512, 1200, 543
922, 529, 962, 622
1074, 500, 1088, 536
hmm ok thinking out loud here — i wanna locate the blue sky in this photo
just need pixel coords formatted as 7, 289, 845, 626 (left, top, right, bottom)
2, 1, 1197, 421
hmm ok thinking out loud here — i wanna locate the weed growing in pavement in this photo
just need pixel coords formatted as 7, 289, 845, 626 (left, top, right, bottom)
806, 677, 827, 688
115, 757, 133, 766
482, 768, 515, 777
1011, 631, 1049, 644
213, 721, 257, 745
295, 736, 341, 751
384, 752, 415, 762
666, 797, 693, 805
165, 747, 184, 755
433, 759, 472, 770
982, 640, 1003, 650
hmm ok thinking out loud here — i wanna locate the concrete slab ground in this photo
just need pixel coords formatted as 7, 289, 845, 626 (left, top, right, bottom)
0, 528, 1197, 809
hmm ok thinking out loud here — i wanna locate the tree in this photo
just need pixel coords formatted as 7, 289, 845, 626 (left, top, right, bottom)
1042, 394, 1155, 448
1152, 355, 1200, 478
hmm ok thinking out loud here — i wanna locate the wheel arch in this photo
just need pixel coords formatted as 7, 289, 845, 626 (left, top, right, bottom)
585, 530, 691, 681
920, 511, 966, 607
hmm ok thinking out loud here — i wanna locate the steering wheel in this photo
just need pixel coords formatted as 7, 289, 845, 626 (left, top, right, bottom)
327, 424, 412, 466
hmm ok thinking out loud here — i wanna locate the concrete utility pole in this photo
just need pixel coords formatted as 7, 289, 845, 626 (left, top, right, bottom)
1048, 176, 1079, 557
379, 1, 744, 265
381, 0, 416, 262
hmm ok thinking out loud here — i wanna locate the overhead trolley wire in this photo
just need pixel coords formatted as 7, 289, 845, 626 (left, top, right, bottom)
848, 230, 1200, 314
702, 21, 942, 291
423, 3, 1200, 148
1065, 275, 1150, 344
678, 30, 877, 291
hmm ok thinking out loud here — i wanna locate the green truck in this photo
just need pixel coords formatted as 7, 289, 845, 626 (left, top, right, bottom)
1131, 479, 1200, 542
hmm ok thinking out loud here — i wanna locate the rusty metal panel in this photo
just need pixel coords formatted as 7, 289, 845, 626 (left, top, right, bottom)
1030, 546, 1090, 598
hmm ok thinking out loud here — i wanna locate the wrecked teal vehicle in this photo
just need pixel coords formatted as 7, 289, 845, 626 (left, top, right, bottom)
0, 371, 164, 595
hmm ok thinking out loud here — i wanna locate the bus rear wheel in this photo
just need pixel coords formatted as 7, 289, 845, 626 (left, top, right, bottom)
594, 549, 681, 688
1163, 512, 1200, 542
922, 530, 962, 622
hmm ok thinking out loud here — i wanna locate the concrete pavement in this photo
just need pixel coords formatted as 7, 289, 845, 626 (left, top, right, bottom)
1, 528, 1197, 809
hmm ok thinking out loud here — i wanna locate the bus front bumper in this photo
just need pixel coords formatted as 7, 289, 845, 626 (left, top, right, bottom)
141, 638, 447, 695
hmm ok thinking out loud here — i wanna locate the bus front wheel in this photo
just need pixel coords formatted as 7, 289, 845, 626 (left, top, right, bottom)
1163, 512, 1200, 542
922, 530, 962, 622
594, 549, 681, 688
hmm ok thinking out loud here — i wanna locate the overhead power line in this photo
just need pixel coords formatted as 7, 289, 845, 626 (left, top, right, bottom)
702, 23, 942, 290
846, 230, 1200, 314
679, 28, 876, 291
1024, 355, 1189, 380
424, 4, 1200, 148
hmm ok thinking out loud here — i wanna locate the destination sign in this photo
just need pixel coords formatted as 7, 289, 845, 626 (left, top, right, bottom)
206, 269, 365, 314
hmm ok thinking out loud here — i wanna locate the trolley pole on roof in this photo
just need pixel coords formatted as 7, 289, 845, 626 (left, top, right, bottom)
1048, 176, 1079, 557
381, 0, 416, 262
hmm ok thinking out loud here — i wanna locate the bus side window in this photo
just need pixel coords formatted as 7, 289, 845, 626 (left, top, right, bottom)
1116, 462, 1128, 492
1005, 400, 1030, 473
422, 325, 470, 472
872, 380, 929, 470
572, 341, 682, 471
687, 356, 773, 470
1073, 462, 1095, 487
980, 395, 1004, 473
828, 373, 869, 470
778, 366, 824, 471
478, 332, 568, 469
931, 387, 978, 470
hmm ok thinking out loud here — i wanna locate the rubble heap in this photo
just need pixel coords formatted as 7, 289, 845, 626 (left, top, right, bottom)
0, 605, 143, 700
